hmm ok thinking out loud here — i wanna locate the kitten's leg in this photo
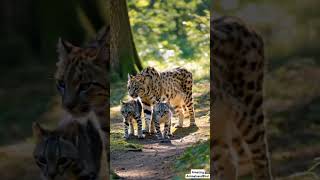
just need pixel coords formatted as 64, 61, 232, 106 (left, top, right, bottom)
129, 119, 134, 136
155, 117, 162, 140
142, 101, 152, 134
164, 118, 170, 139
136, 116, 145, 139
123, 118, 129, 139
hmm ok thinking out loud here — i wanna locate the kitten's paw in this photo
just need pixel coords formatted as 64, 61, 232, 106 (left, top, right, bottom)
156, 134, 163, 140
138, 134, 145, 139
160, 138, 171, 143
174, 124, 183, 128
189, 122, 197, 127
142, 129, 149, 134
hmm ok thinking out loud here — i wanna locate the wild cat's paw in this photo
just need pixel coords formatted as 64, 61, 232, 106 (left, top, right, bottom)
160, 137, 171, 143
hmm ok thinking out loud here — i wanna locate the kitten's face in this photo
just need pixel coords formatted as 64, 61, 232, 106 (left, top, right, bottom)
33, 123, 78, 180
153, 102, 172, 119
120, 101, 136, 119
55, 31, 108, 117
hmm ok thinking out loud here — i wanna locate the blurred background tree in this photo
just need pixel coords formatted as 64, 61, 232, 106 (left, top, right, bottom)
108, 0, 143, 79
0, 0, 107, 145
214, 0, 320, 178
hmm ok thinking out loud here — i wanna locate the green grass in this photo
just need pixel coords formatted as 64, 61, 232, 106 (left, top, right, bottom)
110, 128, 143, 152
173, 140, 210, 179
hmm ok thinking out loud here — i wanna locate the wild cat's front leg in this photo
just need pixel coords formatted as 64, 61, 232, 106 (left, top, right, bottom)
142, 101, 153, 134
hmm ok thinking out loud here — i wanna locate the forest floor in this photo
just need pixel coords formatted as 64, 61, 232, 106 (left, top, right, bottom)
110, 79, 210, 180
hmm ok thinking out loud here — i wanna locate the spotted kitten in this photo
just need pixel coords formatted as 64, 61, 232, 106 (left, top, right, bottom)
120, 99, 144, 139
153, 101, 174, 140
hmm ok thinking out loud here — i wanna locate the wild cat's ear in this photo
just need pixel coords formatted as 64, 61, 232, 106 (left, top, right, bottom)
32, 122, 47, 143
135, 74, 145, 81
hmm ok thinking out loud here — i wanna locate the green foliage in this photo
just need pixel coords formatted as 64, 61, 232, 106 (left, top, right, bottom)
128, 0, 210, 63
174, 140, 210, 178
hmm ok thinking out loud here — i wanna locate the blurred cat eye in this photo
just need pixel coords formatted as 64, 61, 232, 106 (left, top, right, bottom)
79, 83, 92, 93
56, 80, 65, 93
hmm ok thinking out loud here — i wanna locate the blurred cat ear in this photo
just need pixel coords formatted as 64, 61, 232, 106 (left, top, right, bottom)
56, 38, 75, 66
32, 122, 47, 143
96, 26, 109, 47
57, 38, 74, 55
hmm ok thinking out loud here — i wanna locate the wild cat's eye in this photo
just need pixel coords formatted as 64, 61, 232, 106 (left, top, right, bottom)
79, 83, 92, 93
56, 80, 65, 93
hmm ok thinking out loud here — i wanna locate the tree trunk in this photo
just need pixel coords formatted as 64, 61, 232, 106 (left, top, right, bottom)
108, 0, 143, 78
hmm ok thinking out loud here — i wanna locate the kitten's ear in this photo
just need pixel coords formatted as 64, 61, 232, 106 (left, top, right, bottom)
32, 122, 47, 143
128, 74, 131, 81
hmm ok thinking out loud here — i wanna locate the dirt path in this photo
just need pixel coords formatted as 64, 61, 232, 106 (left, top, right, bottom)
111, 116, 210, 180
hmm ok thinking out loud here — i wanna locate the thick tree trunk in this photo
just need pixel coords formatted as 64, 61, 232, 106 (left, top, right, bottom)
108, 0, 143, 78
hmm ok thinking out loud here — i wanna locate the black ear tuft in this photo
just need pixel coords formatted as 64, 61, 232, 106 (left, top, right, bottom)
57, 38, 74, 54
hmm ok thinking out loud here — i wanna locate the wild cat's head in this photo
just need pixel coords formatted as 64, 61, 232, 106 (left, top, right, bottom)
153, 101, 174, 119
127, 74, 146, 98
127, 66, 157, 98
55, 28, 109, 117
32, 120, 100, 180
32, 122, 79, 180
